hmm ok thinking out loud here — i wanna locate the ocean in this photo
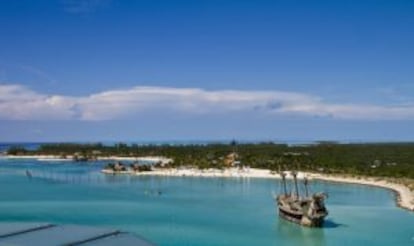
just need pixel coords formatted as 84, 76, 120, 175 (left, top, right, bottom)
0, 158, 413, 245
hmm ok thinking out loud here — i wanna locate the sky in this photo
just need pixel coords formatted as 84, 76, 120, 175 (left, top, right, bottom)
0, 0, 414, 142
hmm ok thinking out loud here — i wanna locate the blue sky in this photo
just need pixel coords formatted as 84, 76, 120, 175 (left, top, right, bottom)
0, 0, 414, 142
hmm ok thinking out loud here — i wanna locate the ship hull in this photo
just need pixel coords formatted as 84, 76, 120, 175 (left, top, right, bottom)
278, 207, 325, 227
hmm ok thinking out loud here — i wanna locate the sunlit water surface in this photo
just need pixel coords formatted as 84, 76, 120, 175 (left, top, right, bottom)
0, 159, 413, 245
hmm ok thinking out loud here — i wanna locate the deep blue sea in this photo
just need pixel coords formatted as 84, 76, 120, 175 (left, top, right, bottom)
0, 158, 413, 245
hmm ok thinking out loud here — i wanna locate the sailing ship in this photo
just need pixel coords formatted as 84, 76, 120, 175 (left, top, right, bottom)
275, 171, 328, 227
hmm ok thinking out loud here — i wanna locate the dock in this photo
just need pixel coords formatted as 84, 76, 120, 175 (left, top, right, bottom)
0, 223, 154, 246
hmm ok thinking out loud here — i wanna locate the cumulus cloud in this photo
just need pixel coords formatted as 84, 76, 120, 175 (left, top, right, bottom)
1, 84, 414, 121
0, 84, 77, 120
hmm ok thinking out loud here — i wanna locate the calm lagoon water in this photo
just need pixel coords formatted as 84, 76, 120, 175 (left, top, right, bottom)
0, 158, 413, 245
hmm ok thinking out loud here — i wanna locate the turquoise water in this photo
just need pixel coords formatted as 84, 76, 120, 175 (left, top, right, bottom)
0, 159, 413, 245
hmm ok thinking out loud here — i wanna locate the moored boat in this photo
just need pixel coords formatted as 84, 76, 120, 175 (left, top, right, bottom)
275, 170, 328, 227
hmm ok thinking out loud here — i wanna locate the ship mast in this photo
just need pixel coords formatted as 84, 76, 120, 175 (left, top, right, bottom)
303, 177, 309, 197
292, 170, 300, 199
279, 165, 288, 196
281, 172, 288, 196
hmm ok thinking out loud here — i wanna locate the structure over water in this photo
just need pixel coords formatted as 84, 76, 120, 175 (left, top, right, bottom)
275, 170, 328, 227
0, 223, 154, 246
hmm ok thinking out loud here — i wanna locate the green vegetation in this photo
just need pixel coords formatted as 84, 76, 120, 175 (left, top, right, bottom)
6, 142, 414, 180
6, 146, 29, 155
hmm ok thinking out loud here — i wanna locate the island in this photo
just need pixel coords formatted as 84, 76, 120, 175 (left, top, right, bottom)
3, 141, 414, 211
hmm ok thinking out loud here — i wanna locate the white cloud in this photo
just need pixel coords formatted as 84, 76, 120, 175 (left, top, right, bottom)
0, 84, 77, 120
1, 84, 414, 121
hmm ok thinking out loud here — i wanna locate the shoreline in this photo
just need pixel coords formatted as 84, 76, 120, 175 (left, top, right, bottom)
1, 154, 413, 211
309, 173, 414, 212
103, 167, 414, 212
1, 154, 172, 164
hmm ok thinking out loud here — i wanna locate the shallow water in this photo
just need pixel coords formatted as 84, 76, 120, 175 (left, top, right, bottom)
0, 159, 413, 245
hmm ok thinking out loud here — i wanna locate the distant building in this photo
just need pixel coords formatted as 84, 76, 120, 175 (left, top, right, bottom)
223, 152, 239, 166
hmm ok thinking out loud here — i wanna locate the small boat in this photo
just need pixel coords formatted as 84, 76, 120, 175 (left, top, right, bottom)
275, 171, 328, 227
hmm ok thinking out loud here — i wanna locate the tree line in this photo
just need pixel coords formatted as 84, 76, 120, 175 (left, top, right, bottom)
6, 142, 414, 179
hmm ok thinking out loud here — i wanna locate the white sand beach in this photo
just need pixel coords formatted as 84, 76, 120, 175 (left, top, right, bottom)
3, 154, 413, 211
103, 167, 414, 211
309, 173, 414, 211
